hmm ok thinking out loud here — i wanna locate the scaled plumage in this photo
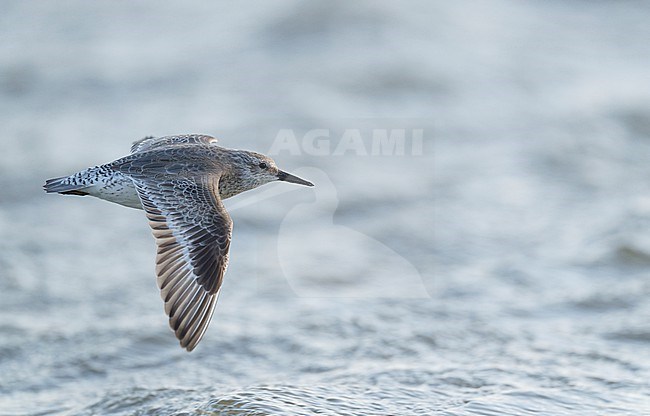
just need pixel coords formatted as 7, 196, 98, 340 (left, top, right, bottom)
44, 134, 313, 351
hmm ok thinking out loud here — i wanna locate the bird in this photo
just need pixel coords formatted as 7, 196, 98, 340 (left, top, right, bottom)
43, 134, 314, 351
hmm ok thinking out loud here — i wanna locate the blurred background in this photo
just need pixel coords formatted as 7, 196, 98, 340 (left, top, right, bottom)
1, 1, 650, 414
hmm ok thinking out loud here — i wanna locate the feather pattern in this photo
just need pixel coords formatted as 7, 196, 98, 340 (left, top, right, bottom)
131, 134, 218, 154
45, 133, 314, 351
132, 175, 232, 351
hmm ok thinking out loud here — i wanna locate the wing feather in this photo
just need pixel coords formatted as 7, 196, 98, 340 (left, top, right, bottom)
131, 134, 218, 154
132, 175, 232, 351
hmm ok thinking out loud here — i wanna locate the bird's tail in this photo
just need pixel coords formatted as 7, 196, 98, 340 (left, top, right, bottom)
43, 166, 104, 196
43, 175, 88, 196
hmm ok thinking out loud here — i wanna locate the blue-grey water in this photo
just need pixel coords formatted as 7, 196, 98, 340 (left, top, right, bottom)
1, 1, 650, 414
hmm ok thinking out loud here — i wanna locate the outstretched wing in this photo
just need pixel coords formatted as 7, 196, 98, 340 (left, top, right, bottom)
131, 134, 218, 154
133, 175, 232, 351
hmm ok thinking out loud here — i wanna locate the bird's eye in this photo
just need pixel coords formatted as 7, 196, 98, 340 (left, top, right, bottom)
259, 162, 268, 169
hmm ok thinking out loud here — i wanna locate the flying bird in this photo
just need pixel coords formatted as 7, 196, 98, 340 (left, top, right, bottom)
44, 134, 313, 351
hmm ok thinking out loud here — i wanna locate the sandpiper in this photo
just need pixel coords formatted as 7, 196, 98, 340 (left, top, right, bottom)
44, 134, 314, 351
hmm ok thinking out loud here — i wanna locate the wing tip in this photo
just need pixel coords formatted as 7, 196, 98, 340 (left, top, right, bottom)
174, 293, 218, 352
131, 134, 218, 154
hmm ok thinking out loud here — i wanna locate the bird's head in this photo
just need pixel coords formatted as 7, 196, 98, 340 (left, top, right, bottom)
231, 150, 314, 191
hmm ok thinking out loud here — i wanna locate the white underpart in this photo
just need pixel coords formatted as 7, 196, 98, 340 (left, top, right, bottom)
86, 173, 142, 209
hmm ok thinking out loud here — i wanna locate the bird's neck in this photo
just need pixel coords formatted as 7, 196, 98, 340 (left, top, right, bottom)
218, 173, 241, 200
218, 167, 259, 200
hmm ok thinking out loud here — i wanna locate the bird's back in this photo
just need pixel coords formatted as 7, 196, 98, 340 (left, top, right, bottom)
112, 144, 230, 181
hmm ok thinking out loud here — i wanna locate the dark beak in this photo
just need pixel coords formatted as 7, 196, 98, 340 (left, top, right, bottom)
277, 170, 314, 187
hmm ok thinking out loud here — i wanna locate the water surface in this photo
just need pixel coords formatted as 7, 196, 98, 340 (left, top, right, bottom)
1, 1, 649, 414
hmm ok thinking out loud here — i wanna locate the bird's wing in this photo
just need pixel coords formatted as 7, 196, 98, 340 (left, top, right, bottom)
132, 175, 232, 351
131, 134, 218, 154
